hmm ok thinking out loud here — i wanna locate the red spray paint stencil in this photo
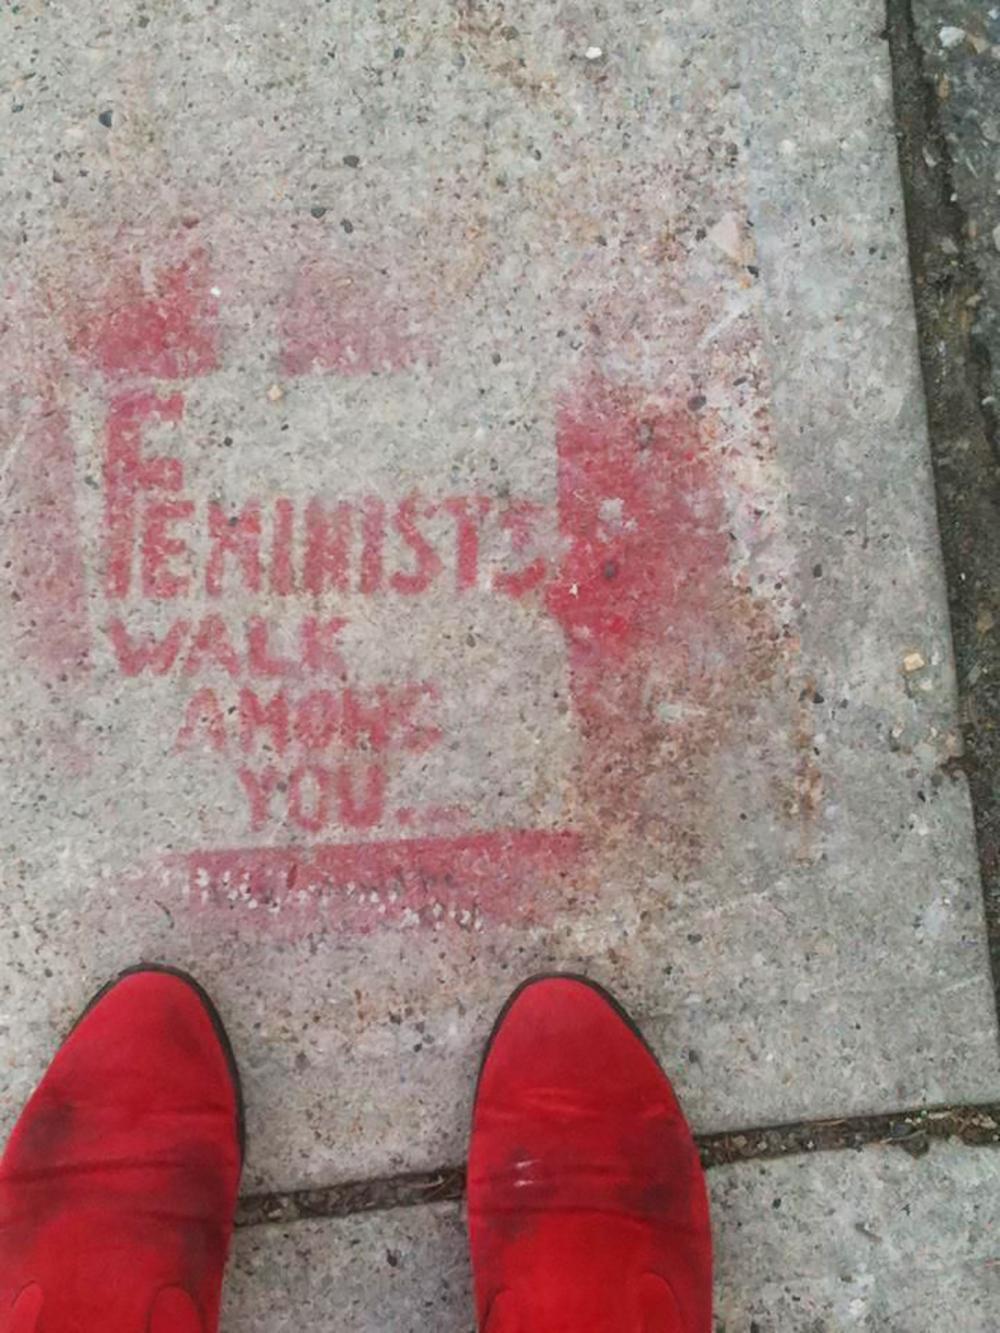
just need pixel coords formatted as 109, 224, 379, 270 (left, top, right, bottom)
9, 243, 806, 934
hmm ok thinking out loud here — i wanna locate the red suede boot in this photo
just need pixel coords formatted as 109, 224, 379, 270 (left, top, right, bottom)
467, 975, 711, 1332
0, 966, 243, 1333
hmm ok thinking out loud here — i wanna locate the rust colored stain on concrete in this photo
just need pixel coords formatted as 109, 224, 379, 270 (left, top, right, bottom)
549, 376, 798, 865
548, 379, 732, 837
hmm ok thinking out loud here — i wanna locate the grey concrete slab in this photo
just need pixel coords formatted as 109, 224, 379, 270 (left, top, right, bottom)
223, 1143, 1000, 1331
2, 0, 999, 1196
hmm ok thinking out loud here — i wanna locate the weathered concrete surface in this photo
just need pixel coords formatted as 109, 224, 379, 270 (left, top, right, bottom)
1, 0, 999, 1197
223, 1143, 1000, 1331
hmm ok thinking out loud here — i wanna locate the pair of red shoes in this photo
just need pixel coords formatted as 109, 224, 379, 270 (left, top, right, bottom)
0, 969, 711, 1331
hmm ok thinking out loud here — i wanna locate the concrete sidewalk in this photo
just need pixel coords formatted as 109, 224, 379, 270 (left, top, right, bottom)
1, 1, 999, 1328
225, 1145, 1000, 1331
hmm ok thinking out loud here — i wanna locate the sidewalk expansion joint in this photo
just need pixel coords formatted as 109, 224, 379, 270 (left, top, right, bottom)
235, 1099, 1000, 1228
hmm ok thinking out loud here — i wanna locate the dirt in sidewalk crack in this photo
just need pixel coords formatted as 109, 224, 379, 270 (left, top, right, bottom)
235, 1099, 1000, 1227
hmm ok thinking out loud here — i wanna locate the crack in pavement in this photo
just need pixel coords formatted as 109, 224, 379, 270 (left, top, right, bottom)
235, 1098, 1000, 1228
887, 1, 1000, 1031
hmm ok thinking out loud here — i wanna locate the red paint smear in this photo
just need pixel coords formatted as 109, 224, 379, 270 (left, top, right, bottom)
6, 402, 91, 679
72, 255, 218, 380
546, 377, 729, 824
175, 829, 581, 933
280, 263, 429, 378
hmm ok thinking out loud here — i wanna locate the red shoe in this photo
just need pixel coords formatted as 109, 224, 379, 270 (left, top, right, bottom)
467, 975, 711, 1332
0, 966, 243, 1333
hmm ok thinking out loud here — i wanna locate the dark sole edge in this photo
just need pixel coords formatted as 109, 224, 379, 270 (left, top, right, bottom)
72, 963, 246, 1165
474, 971, 665, 1104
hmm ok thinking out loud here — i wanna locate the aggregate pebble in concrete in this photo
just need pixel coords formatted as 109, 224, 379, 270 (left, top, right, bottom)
223, 1143, 1000, 1332
1, 1, 999, 1194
